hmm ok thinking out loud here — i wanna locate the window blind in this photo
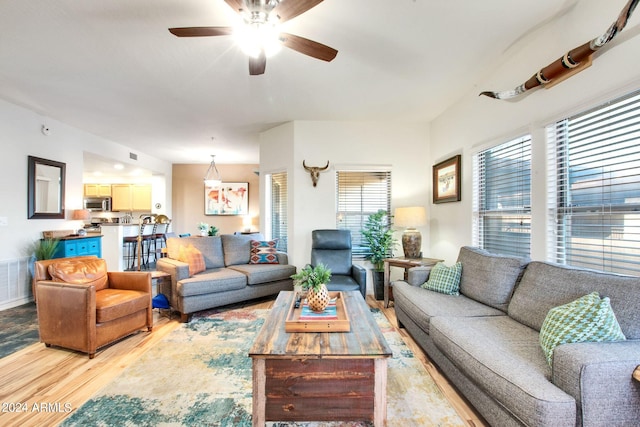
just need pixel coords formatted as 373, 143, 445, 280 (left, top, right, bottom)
268, 171, 288, 252
336, 170, 392, 259
547, 89, 640, 275
473, 135, 532, 257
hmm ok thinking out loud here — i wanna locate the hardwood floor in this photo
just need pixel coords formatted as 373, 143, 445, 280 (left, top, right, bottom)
0, 296, 487, 427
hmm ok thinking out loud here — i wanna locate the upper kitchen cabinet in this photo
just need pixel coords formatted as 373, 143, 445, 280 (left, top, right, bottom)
111, 184, 151, 211
84, 184, 111, 197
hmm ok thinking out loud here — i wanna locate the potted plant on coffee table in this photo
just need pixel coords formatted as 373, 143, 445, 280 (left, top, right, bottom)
291, 263, 332, 312
361, 209, 396, 300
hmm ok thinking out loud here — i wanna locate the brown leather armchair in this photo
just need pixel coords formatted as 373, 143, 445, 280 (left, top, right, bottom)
34, 256, 152, 358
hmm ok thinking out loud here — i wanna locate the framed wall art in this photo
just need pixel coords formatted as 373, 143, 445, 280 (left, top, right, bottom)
433, 155, 461, 204
205, 182, 249, 215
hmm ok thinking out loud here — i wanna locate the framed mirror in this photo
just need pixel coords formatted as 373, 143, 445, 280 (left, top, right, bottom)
28, 155, 66, 219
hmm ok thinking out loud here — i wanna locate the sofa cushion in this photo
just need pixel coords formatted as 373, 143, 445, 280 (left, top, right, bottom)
178, 245, 206, 277
393, 280, 505, 335
222, 233, 265, 266
250, 240, 279, 264
95, 288, 149, 323
421, 262, 462, 295
167, 236, 225, 269
48, 258, 109, 291
228, 263, 296, 285
508, 261, 640, 338
539, 292, 626, 366
430, 315, 576, 426
176, 268, 247, 297
456, 246, 528, 312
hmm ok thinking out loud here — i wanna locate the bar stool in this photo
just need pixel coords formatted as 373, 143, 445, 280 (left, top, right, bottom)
122, 228, 139, 271
139, 222, 155, 269
123, 221, 154, 270
152, 215, 171, 261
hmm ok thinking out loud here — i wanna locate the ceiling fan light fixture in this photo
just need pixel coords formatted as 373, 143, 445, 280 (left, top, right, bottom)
204, 155, 222, 187
235, 22, 282, 58
169, 0, 336, 75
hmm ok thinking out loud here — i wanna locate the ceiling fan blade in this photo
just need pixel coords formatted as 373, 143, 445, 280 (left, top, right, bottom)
223, 0, 245, 15
168, 27, 234, 37
280, 33, 337, 62
274, 0, 324, 23
249, 51, 267, 75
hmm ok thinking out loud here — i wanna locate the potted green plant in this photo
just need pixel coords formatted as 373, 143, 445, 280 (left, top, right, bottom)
34, 238, 60, 261
28, 238, 60, 278
208, 225, 219, 236
197, 222, 209, 236
291, 263, 332, 312
361, 209, 396, 300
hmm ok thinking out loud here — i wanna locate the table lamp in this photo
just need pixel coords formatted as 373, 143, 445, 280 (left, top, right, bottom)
243, 215, 253, 232
72, 209, 91, 235
394, 206, 427, 258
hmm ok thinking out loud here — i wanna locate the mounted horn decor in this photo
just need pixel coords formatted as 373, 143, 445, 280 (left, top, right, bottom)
303, 160, 330, 187
480, 0, 639, 100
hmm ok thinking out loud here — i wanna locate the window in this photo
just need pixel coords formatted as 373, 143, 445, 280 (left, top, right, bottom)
336, 170, 391, 259
547, 90, 640, 275
265, 171, 288, 252
473, 135, 532, 258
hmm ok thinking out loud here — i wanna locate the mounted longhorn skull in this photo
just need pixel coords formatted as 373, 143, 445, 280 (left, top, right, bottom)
303, 160, 330, 187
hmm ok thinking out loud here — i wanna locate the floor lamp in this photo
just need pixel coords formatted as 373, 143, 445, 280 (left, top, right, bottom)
394, 206, 427, 259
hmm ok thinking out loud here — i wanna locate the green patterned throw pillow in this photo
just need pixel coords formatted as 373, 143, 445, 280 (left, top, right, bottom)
421, 262, 462, 295
539, 292, 626, 366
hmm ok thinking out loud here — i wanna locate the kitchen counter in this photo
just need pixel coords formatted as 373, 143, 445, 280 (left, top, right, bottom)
100, 224, 140, 271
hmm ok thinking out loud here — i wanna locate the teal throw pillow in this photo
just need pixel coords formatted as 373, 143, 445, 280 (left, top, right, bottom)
421, 262, 462, 295
539, 292, 626, 366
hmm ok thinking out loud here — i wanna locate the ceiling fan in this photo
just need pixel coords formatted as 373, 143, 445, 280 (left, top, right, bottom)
169, 0, 338, 75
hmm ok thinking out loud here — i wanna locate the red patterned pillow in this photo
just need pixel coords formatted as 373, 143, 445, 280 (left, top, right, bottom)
250, 240, 279, 264
178, 244, 206, 276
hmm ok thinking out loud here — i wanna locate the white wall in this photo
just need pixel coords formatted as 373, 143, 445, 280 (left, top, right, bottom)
429, 0, 640, 263
260, 120, 431, 271
0, 99, 172, 308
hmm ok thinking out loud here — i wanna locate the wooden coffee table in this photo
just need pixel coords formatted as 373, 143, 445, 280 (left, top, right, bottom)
249, 291, 392, 426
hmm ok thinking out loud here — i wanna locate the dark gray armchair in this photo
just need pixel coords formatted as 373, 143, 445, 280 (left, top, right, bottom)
311, 229, 367, 298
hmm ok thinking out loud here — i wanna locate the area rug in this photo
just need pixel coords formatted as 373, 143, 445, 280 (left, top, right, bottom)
0, 302, 39, 359
61, 307, 465, 426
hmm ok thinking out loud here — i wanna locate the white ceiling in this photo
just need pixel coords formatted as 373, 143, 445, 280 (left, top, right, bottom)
0, 0, 576, 167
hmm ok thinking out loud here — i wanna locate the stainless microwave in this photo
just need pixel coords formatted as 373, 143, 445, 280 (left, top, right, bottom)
84, 197, 112, 212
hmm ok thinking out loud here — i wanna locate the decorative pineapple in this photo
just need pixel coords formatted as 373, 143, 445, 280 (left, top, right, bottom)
307, 283, 330, 312
291, 263, 332, 312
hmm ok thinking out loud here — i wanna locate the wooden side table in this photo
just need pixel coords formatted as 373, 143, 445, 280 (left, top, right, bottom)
383, 257, 443, 308
151, 270, 171, 296
151, 270, 172, 318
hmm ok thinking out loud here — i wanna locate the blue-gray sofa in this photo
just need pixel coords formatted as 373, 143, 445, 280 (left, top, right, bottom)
393, 246, 640, 427
156, 234, 295, 322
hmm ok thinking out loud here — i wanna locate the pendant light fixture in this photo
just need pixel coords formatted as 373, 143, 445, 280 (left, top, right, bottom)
204, 155, 222, 187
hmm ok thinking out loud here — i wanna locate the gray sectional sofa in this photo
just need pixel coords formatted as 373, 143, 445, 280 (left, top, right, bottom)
393, 246, 640, 427
156, 234, 295, 322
